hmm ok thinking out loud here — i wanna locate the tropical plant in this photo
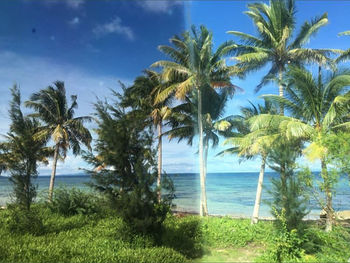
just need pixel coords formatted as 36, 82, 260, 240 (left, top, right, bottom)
120, 71, 172, 203
25, 81, 92, 202
83, 94, 172, 235
152, 25, 236, 216
220, 100, 277, 224
249, 66, 350, 231
336, 30, 350, 63
0, 86, 51, 210
226, 0, 335, 112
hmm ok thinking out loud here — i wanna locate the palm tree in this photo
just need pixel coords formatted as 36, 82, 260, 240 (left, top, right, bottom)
166, 88, 232, 200
336, 30, 350, 63
25, 81, 92, 202
226, 0, 335, 112
0, 85, 51, 210
152, 25, 236, 216
249, 66, 350, 231
220, 101, 277, 224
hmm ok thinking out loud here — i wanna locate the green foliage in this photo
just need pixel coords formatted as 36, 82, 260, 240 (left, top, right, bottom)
0, 86, 50, 210
162, 215, 203, 258
48, 187, 101, 216
260, 209, 306, 263
2, 205, 45, 235
84, 92, 172, 236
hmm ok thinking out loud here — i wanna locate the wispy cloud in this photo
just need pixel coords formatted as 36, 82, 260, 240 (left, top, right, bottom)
137, 1, 182, 14
93, 17, 134, 40
68, 17, 80, 26
65, 0, 84, 9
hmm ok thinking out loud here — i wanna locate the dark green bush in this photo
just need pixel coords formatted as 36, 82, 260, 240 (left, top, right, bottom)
49, 187, 100, 216
162, 215, 203, 258
2, 205, 44, 235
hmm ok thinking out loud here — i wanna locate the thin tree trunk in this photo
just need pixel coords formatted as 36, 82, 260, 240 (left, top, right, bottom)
321, 159, 333, 232
198, 88, 208, 216
203, 138, 209, 215
48, 145, 59, 202
251, 155, 266, 224
278, 66, 284, 115
157, 122, 162, 203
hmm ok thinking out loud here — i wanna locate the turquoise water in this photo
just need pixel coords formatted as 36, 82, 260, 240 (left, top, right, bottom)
1, 172, 349, 219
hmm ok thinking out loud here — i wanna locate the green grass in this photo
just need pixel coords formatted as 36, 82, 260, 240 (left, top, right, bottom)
0, 207, 349, 263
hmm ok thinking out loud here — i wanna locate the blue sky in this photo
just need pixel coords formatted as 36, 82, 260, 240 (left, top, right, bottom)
0, 0, 349, 175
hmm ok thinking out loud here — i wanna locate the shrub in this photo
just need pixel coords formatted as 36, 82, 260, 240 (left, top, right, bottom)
162, 215, 203, 258
48, 187, 100, 216
2, 205, 44, 235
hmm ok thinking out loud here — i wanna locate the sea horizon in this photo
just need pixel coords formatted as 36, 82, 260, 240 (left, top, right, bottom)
1, 172, 349, 219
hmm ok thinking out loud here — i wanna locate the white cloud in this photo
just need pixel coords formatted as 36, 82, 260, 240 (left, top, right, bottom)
0, 50, 132, 175
137, 0, 182, 14
68, 17, 80, 26
93, 17, 134, 40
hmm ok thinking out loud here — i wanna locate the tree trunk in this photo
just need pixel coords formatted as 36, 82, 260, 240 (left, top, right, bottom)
321, 159, 333, 232
48, 145, 59, 202
251, 155, 266, 224
278, 66, 284, 115
157, 122, 162, 203
203, 138, 209, 215
198, 89, 208, 216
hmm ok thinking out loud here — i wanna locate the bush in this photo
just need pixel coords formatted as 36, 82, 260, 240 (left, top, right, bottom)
2, 205, 44, 235
48, 187, 100, 216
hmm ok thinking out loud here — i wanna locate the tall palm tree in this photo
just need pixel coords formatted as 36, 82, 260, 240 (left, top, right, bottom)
248, 66, 350, 231
336, 30, 350, 63
220, 101, 277, 224
227, 0, 335, 113
0, 86, 51, 210
25, 81, 92, 202
152, 26, 236, 215
121, 71, 172, 202
166, 88, 232, 202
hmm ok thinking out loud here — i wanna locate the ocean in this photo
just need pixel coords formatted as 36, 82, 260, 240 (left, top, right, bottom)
1, 172, 349, 219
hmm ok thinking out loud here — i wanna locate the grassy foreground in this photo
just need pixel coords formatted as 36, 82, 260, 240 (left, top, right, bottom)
0, 206, 349, 263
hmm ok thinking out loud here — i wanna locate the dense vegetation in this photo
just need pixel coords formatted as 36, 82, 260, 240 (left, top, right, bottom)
0, 0, 350, 262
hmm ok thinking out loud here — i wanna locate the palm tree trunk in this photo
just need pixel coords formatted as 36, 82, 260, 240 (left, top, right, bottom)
198, 88, 208, 216
251, 155, 266, 224
278, 66, 284, 115
157, 122, 162, 203
48, 144, 59, 202
203, 138, 209, 215
321, 158, 333, 232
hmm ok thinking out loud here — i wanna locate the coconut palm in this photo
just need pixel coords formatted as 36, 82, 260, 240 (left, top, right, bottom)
226, 0, 336, 112
152, 25, 236, 216
336, 31, 350, 63
0, 85, 51, 209
25, 81, 92, 202
121, 71, 172, 202
166, 88, 233, 197
249, 66, 350, 231
220, 101, 277, 224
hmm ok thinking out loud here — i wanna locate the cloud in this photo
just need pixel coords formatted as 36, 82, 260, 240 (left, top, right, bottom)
137, 1, 182, 14
93, 17, 134, 40
65, 0, 84, 9
68, 17, 80, 26
0, 50, 132, 175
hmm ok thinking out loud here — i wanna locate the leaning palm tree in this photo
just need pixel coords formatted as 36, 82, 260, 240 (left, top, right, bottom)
152, 26, 236, 215
25, 81, 92, 202
336, 30, 350, 63
227, 0, 336, 112
249, 66, 350, 231
221, 101, 277, 224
